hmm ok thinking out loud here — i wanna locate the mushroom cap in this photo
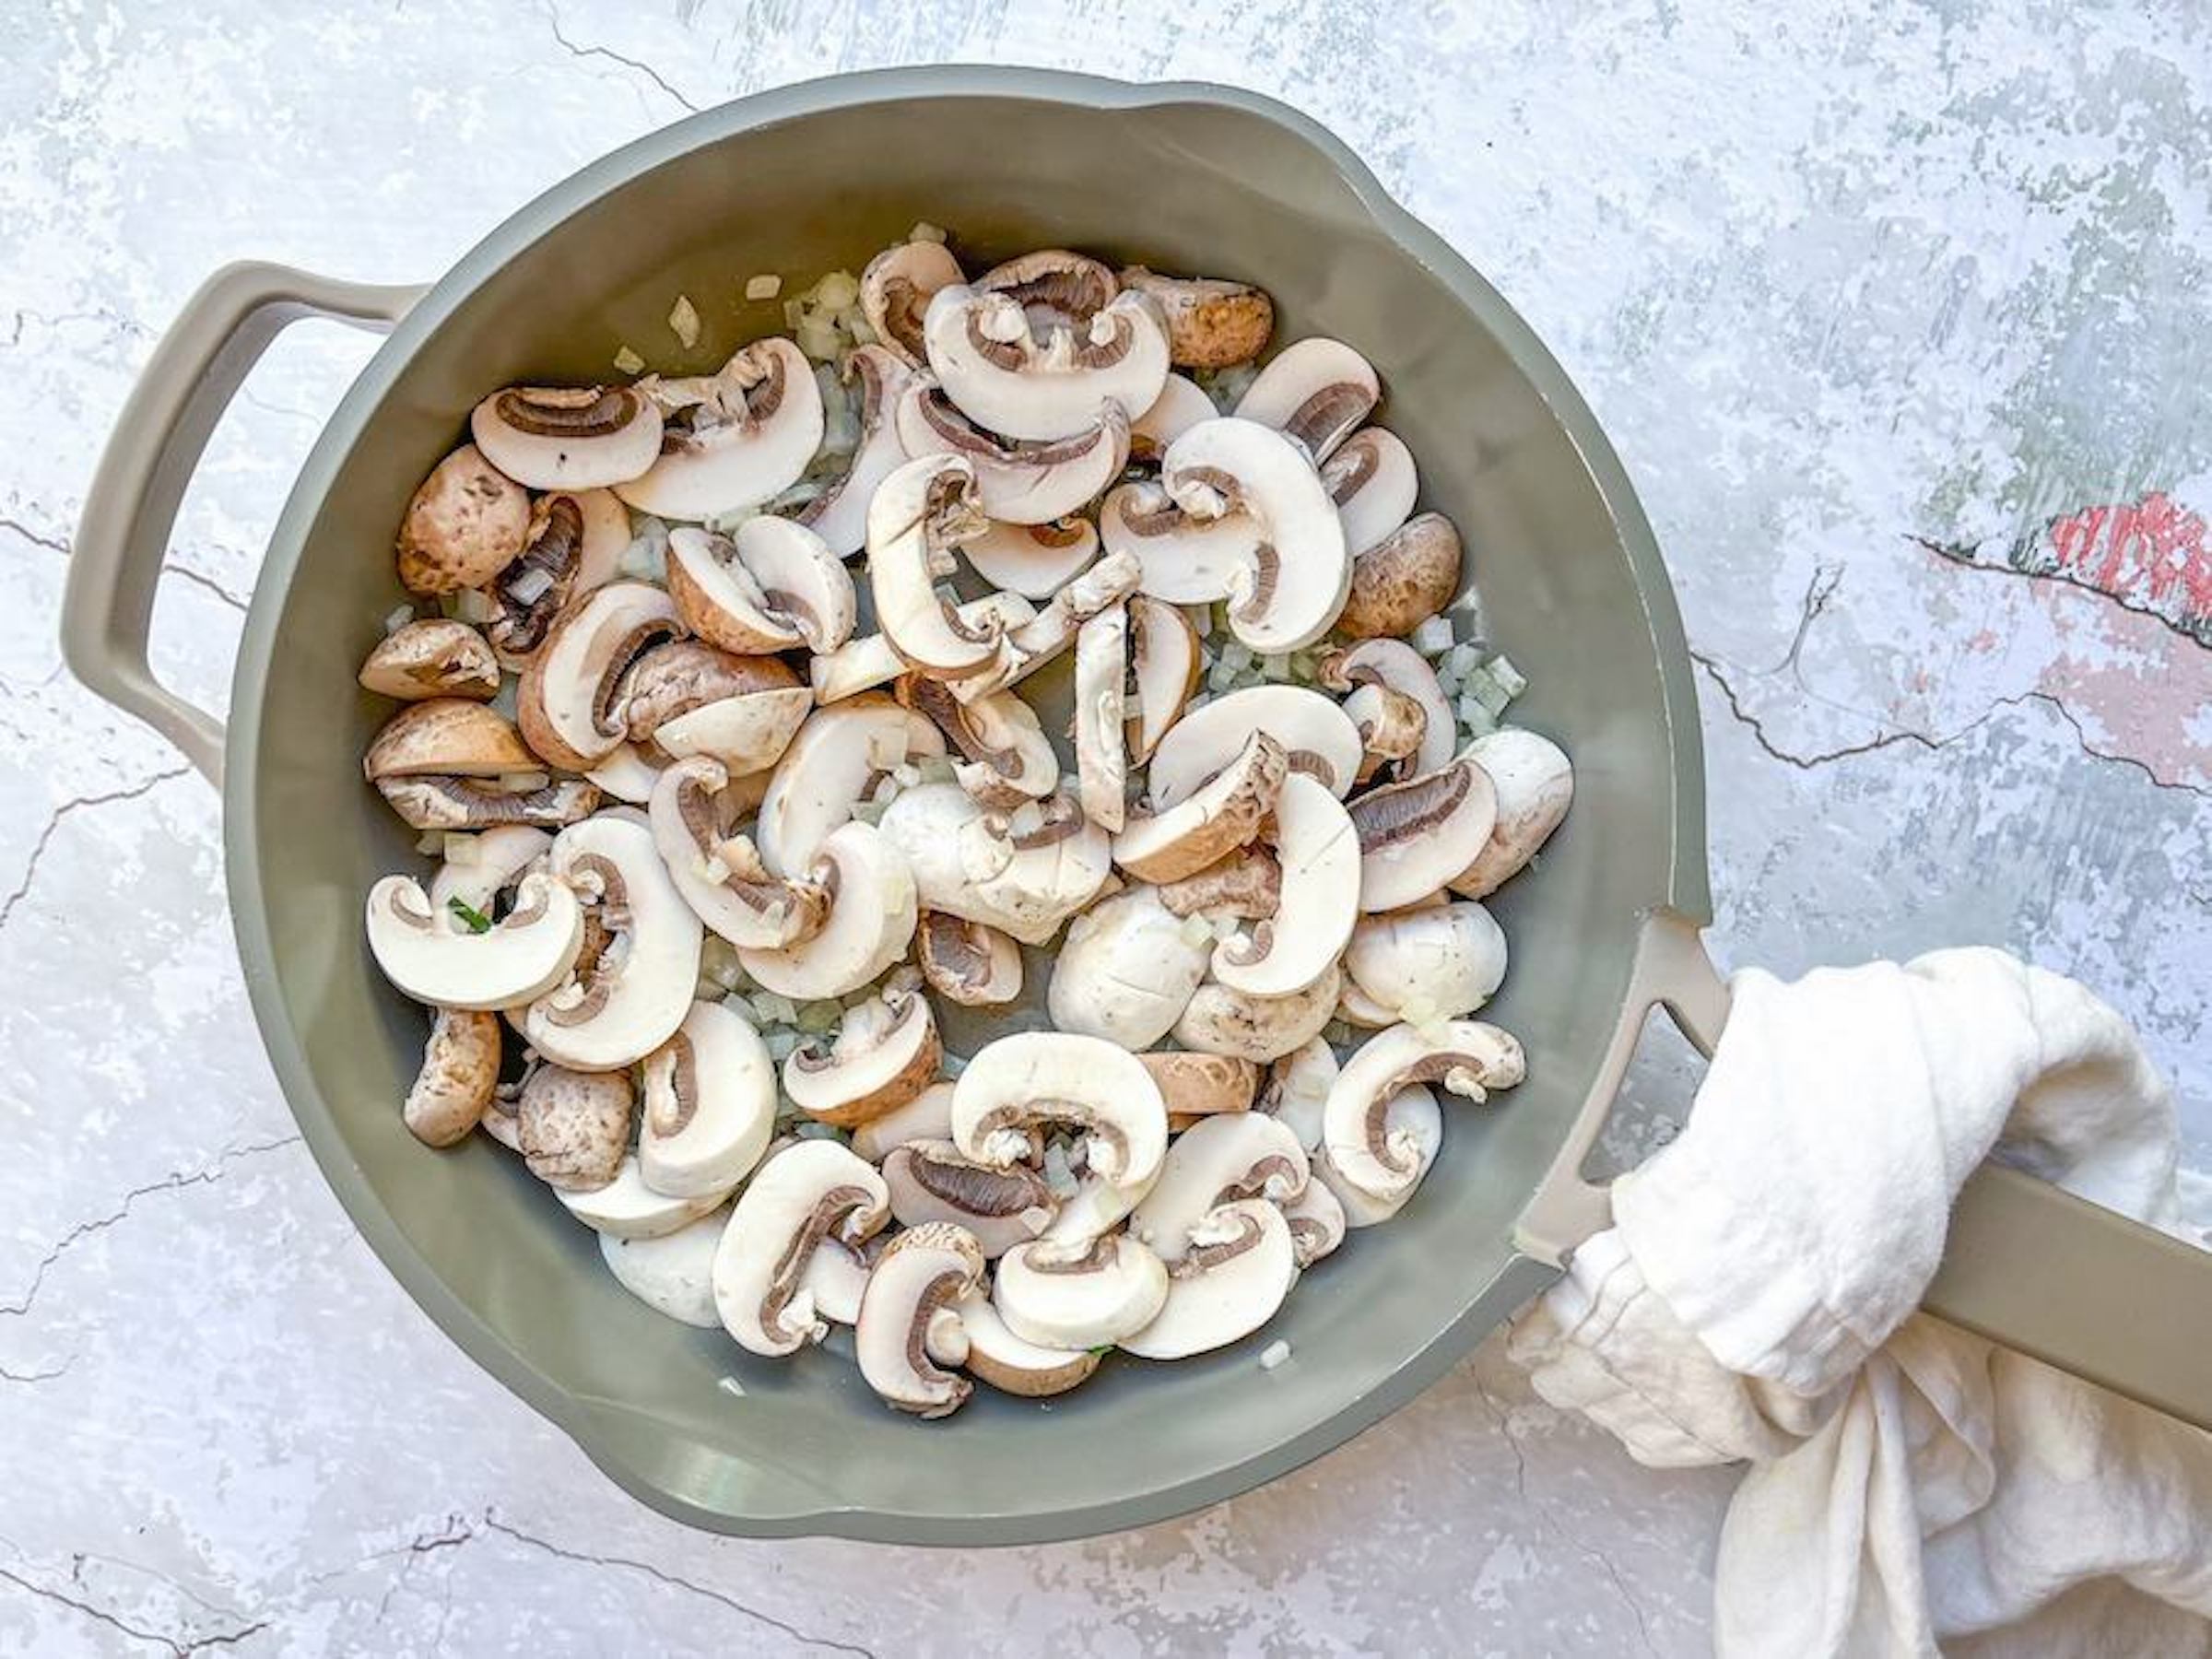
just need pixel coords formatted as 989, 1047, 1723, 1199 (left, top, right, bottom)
599, 1204, 728, 1328
1345, 900, 1508, 1025
923, 282, 1171, 441
958, 516, 1098, 599
952, 1030, 1169, 1190
860, 240, 964, 367
895, 675, 1059, 810
1157, 847, 1282, 922
782, 975, 940, 1126
947, 1288, 1100, 1397
1321, 427, 1418, 556
1116, 267, 1275, 370
855, 1220, 986, 1418
518, 1064, 635, 1192
1209, 772, 1360, 999
865, 453, 1013, 678
1038, 1159, 1161, 1248
618, 639, 800, 743
375, 776, 602, 833
366, 870, 583, 1011
650, 757, 830, 949
878, 785, 1112, 946
1112, 732, 1287, 885
1314, 1086, 1441, 1226
986, 550, 1144, 697
849, 1079, 957, 1163
1256, 1036, 1338, 1150
712, 1139, 890, 1357
1128, 372, 1219, 464
1347, 759, 1500, 913
795, 344, 920, 557
1322, 1020, 1525, 1201
915, 912, 1023, 1006
616, 339, 824, 519
556, 1154, 730, 1238
1131, 1113, 1309, 1264
1119, 1199, 1299, 1359
1230, 336, 1380, 464
1336, 513, 1463, 641
754, 694, 944, 877
972, 248, 1119, 327
663, 525, 797, 654
736, 819, 920, 1001
395, 445, 532, 594
884, 1140, 1056, 1257
1098, 479, 1263, 606
1073, 604, 1129, 833
1136, 1051, 1260, 1118
364, 699, 538, 781
1172, 963, 1343, 1064
896, 382, 1132, 526
516, 581, 684, 771
470, 385, 664, 491
1323, 638, 1455, 779
1160, 418, 1351, 653
1449, 728, 1575, 900
1047, 886, 1211, 1050
1145, 686, 1364, 807
1124, 596, 1203, 764
638, 999, 777, 1198
1281, 1175, 1347, 1266
402, 1007, 500, 1147
360, 619, 502, 702
994, 1231, 1171, 1350
809, 594, 1037, 706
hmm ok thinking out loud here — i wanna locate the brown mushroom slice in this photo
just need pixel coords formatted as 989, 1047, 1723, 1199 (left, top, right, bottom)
860, 240, 964, 367
915, 912, 1022, 1007
1230, 336, 1380, 464
599, 1204, 728, 1328
809, 594, 1036, 705
1146, 686, 1363, 808
663, 525, 794, 654
403, 1007, 500, 1147
516, 582, 683, 771
365, 698, 537, 782
973, 248, 1119, 330
557, 1155, 730, 1238
396, 444, 533, 594
1121, 1200, 1298, 1359
1320, 428, 1418, 556
1323, 1020, 1525, 1202
1210, 773, 1359, 999
518, 1064, 634, 1192
894, 382, 1130, 526
923, 282, 1171, 441
1348, 759, 1500, 913
651, 688, 815, 779
1256, 1037, 1336, 1151
1131, 1114, 1308, 1264
712, 1139, 890, 1357
375, 776, 602, 832
1336, 513, 1463, 641
782, 973, 939, 1126
1128, 372, 1219, 464
1136, 1052, 1259, 1118
895, 674, 1058, 810
879, 785, 1114, 947
855, 1221, 986, 1418
1074, 604, 1129, 832
638, 1000, 777, 1196
1112, 731, 1287, 884
850, 1079, 957, 1163
430, 826, 553, 925
1047, 886, 1212, 1050
994, 1232, 1170, 1350
1161, 418, 1350, 653
1282, 1179, 1347, 1266
1158, 848, 1282, 922
795, 344, 919, 557
1173, 964, 1342, 1064
1314, 1086, 1441, 1227
737, 821, 920, 1001
484, 488, 632, 665
865, 453, 1014, 679
959, 516, 1098, 598
1342, 684, 1426, 784
754, 695, 945, 877
618, 640, 800, 745
471, 385, 664, 490
1125, 596, 1202, 764
1098, 479, 1262, 606
617, 338, 824, 519
1345, 901, 1507, 1024
366, 871, 582, 1010
360, 619, 501, 701
1116, 267, 1275, 370
1450, 729, 1575, 900
1322, 639, 1455, 779
952, 1030, 1170, 1190
650, 757, 830, 948
947, 1288, 1100, 1397
884, 1141, 1056, 1257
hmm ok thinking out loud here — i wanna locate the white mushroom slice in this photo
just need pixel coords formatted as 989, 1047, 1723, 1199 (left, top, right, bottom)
1173, 964, 1342, 1064
799, 1236, 875, 1326
972, 248, 1119, 329
600, 1204, 728, 1328
651, 688, 815, 779
1047, 886, 1211, 1050
1112, 732, 1287, 884
1256, 1038, 1337, 1150
1146, 686, 1364, 807
1337, 512, 1463, 641
1098, 479, 1262, 606
755, 694, 944, 877
1129, 372, 1219, 465
959, 516, 1098, 598
470, 385, 664, 490
668, 517, 853, 656
1137, 1052, 1260, 1118
738, 820, 918, 999
1322, 639, 1454, 779
712, 1139, 889, 1357
1347, 759, 1500, 913
366, 872, 582, 1010
1315, 1087, 1441, 1226
1321, 428, 1418, 555
583, 743, 664, 806
866, 453, 1014, 678
403, 1007, 500, 1147
809, 594, 1036, 704
851, 1079, 957, 1163
1451, 729, 1575, 899
557, 1155, 728, 1238
1161, 418, 1350, 653
795, 345, 918, 557
1345, 901, 1507, 1024
885, 1141, 1056, 1257
397, 445, 531, 594
1132, 1115, 1309, 1264
360, 619, 501, 701
1120, 1200, 1298, 1359
517, 1064, 633, 1191
1116, 267, 1275, 370
980, 551, 1144, 698
1039, 1160, 1161, 1247
1230, 337, 1380, 464
860, 240, 964, 367
650, 758, 830, 947
484, 488, 633, 665
895, 675, 1058, 809
1125, 596, 1202, 764
1210, 773, 1359, 999
639, 1000, 776, 1196
516, 582, 683, 771
782, 974, 938, 1125
915, 912, 1022, 1007
1281, 1177, 1347, 1266
878, 786, 1112, 946
617, 338, 824, 519
896, 382, 1131, 526
947, 1288, 1100, 1396
1074, 605, 1129, 832
994, 1232, 1170, 1349
524, 815, 703, 1071
429, 825, 553, 925
856, 1221, 986, 1418
953, 1030, 1169, 1189
923, 283, 1171, 441
1337, 980, 1398, 1028
1323, 1020, 1525, 1201
365, 698, 539, 782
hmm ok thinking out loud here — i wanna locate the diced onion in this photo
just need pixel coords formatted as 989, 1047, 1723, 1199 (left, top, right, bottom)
796, 999, 843, 1034
612, 346, 646, 375
382, 605, 417, 635
505, 563, 556, 606
1410, 616, 1455, 657
1488, 653, 1527, 699
1177, 914, 1214, 949
450, 588, 496, 624
794, 1120, 845, 1141
1320, 1019, 1355, 1047
915, 755, 958, 786
668, 295, 701, 347
762, 1030, 803, 1063
498, 771, 549, 794
1259, 1340, 1292, 1371
1218, 641, 1254, 674
441, 832, 480, 867
415, 830, 446, 857
813, 271, 860, 312
744, 274, 782, 300
909, 220, 948, 244
752, 992, 799, 1027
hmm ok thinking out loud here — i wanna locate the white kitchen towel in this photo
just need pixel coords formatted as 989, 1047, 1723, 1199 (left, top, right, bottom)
1507, 947, 2212, 1656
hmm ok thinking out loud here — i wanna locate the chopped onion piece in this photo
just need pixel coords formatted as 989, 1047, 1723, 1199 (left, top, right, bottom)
1177, 914, 1214, 949
612, 346, 646, 375
909, 220, 947, 244
1410, 616, 1456, 657
504, 563, 556, 606
1488, 653, 1527, 699
498, 771, 550, 794
1259, 1340, 1292, 1371
752, 992, 798, 1028
796, 999, 842, 1034
415, 830, 446, 857
668, 295, 701, 347
383, 605, 417, 635
745, 274, 782, 300
441, 832, 480, 867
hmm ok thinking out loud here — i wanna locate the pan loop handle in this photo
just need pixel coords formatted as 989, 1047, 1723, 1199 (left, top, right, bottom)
59, 262, 425, 787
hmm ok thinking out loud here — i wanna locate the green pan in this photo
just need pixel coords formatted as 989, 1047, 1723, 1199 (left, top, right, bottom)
58, 67, 2212, 1543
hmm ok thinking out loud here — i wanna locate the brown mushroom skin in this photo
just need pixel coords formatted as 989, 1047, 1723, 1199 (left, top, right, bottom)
1138, 1051, 1260, 1116
518, 1065, 633, 1191
396, 444, 531, 595
363, 698, 539, 782
1335, 513, 1463, 641
914, 911, 1022, 1007
1117, 267, 1274, 369
1157, 849, 1282, 920
403, 1007, 500, 1147
359, 620, 502, 702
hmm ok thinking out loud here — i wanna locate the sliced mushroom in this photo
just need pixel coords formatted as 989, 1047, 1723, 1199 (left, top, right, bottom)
484, 488, 633, 664
364, 698, 537, 782
947, 1288, 1100, 1396
1450, 729, 1574, 899
878, 785, 1113, 946
396, 444, 533, 594
583, 743, 664, 806
982, 550, 1144, 697
959, 516, 1098, 598
1336, 513, 1462, 641
517, 1064, 633, 1192
860, 240, 964, 367
1146, 686, 1364, 807
471, 385, 663, 490
557, 1155, 729, 1238
600, 1204, 728, 1328
617, 339, 824, 519
1097, 479, 1263, 606
1157, 847, 1281, 921
1315, 1086, 1441, 1227
1128, 372, 1219, 464
1173, 963, 1342, 1064
808, 594, 1036, 704
712, 1139, 889, 1357
994, 1232, 1170, 1349
1132, 1114, 1307, 1263
953, 1030, 1169, 1189
754, 694, 944, 877
737, 820, 919, 1000
850, 1079, 957, 1163
523, 814, 703, 1071
366, 871, 582, 1010
865, 453, 1015, 679
1231, 337, 1379, 464
1038, 1157, 1162, 1248
915, 912, 1022, 1007
360, 619, 501, 701
1281, 1179, 1347, 1266
1074, 605, 1129, 832
899, 382, 1130, 526
403, 1007, 500, 1147
923, 282, 1171, 441
1321, 428, 1418, 555
1347, 760, 1500, 913
1323, 1020, 1525, 1201
1116, 267, 1274, 370
1256, 1037, 1336, 1150
376, 776, 601, 832
895, 674, 1058, 809
782, 972, 939, 1125
1322, 639, 1454, 779
1345, 900, 1507, 1024
795, 344, 919, 557
885, 1140, 1055, 1257
664, 519, 845, 654
1120, 1200, 1297, 1359
972, 248, 1118, 329
638, 999, 776, 1196
855, 1221, 986, 1418
1342, 683, 1425, 783
1136, 1052, 1259, 1118
1210, 773, 1359, 999
515, 582, 683, 771
618, 640, 797, 744
1336, 979, 1399, 1029
1161, 418, 1350, 653
1047, 886, 1211, 1050
799, 1235, 877, 1326
1112, 731, 1286, 884
650, 757, 830, 948
1119, 600, 1200, 766
651, 688, 815, 779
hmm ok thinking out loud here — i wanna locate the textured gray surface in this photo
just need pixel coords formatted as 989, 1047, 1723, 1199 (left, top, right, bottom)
2, 2, 2206, 1652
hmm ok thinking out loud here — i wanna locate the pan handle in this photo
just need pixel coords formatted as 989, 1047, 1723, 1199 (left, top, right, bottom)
1514, 910, 2212, 1430
60, 262, 425, 787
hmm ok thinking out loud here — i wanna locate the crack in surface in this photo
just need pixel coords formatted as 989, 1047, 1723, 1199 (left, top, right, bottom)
0, 1562, 265, 1656
0, 1356, 72, 1384
1915, 534, 2212, 652
164, 562, 250, 612
0, 766, 196, 937
1, 515, 69, 557
542, 4, 703, 113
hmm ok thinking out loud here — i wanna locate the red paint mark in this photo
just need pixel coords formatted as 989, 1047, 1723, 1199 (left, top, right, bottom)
1967, 628, 1999, 652
2046, 489, 2212, 627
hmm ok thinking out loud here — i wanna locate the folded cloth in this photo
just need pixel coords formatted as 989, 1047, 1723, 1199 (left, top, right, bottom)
1507, 948, 2212, 1656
